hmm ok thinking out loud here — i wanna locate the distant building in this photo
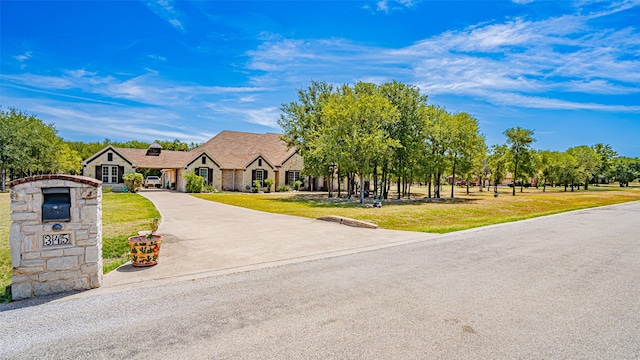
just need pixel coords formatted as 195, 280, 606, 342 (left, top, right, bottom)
81, 131, 303, 192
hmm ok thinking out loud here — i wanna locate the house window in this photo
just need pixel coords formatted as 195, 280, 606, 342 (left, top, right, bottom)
287, 171, 301, 185
199, 168, 208, 184
110, 166, 118, 183
201, 156, 206, 165
102, 166, 118, 183
255, 169, 263, 186
107, 152, 113, 161
258, 158, 262, 167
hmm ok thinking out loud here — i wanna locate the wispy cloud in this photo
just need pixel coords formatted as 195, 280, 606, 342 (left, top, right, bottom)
13, 51, 32, 69
14, 51, 32, 62
2, 71, 266, 106
18, 101, 212, 143
246, 2, 640, 113
143, 0, 185, 31
375, 0, 417, 14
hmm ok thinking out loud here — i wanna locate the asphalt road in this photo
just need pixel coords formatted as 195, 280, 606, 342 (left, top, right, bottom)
1, 201, 639, 359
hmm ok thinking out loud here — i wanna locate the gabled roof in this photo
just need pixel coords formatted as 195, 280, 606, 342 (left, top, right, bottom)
81, 145, 135, 166
193, 130, 296, 169
114, 147, 195, 169
244, 154, 275, 169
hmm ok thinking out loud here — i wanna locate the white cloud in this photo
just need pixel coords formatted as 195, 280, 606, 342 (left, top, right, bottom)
512, 0, 534, 4
14, 51, 32, 62
246, 3, 640, 113
377, 1, 389, 13
375, 0, 416, 13
2, 70, 266, 106
144, 0, 185, 31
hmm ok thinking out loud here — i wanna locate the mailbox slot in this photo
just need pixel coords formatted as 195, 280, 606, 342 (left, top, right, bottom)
42, 187, 71, 222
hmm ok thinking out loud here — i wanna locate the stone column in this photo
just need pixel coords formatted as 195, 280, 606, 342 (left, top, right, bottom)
8, 175, 102, 300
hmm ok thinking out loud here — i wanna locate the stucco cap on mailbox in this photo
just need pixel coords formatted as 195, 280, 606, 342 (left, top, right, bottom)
8, 174, 102, 188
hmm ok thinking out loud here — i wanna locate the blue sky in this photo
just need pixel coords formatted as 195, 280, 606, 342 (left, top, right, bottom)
1, 0, 639, 157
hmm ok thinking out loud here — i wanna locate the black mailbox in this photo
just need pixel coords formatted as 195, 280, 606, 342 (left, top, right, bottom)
42, 187, 71, 222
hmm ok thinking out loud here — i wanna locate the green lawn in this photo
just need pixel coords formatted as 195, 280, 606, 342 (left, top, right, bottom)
194, 184, 640, 233
0, 192, 160, 293
0, 193, 11, 294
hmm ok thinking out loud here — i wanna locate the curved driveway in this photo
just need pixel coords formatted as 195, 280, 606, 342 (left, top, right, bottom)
102, 189, 438, 288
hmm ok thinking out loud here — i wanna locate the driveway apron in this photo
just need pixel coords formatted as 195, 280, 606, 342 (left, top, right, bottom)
102, 190, 438, 288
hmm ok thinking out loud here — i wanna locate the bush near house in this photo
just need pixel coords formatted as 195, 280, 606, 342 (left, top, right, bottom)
252, 180, 262, 193
183, 171, 205, 193
123, 173, 144, 193
264, 178, 275, 192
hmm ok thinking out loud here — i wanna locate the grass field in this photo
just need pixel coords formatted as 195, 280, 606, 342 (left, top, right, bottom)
194, 184, 640, 233
0, 192, 160, 293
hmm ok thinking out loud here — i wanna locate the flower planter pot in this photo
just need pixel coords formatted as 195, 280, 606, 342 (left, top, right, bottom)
128, 234, 162, 267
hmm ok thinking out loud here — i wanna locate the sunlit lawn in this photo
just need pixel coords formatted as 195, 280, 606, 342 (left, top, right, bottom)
194, 183, 640, 234
0, 192, 159, 293
0, 193, 11, 295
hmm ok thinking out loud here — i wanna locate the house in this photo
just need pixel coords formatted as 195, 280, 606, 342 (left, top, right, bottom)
81, 131, 303, 192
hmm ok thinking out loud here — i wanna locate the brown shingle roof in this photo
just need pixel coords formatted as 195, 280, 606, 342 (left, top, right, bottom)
114, 147, 195, 169
193, 131, 296, 169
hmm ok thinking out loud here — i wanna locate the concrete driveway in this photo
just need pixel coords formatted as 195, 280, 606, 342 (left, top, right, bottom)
102, 189, 438, 289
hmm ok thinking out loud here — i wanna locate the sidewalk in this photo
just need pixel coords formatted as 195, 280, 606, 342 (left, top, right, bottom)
100, 190, 439, 290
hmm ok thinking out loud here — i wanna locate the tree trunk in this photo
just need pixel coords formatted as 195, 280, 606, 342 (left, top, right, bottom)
0, 167, 5, 192
584, 177, 589, 191
373, 164, 378, 199
450, 160, 456, 199
512, 157, 518, 196
359, 175, 365, 204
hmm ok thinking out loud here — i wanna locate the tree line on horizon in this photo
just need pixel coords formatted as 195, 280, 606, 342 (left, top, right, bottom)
1, 91, 639, 196
0, 107, 199, 191
279, 81, 640, 202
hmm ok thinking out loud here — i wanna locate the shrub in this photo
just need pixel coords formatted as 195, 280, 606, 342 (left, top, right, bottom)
122, 173, 144, 193
183, 171, 205, 193
293, 180, 302, 191
264, 178, 275, 192
252, 180, 262, 193
203, 184, 218, 193
277, 185, 291, 192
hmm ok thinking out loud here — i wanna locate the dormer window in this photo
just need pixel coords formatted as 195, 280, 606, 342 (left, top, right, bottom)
258, 158, 262, 166
202, 156, 206, 164
146, 142, 162, 156
107, 152, 113, 161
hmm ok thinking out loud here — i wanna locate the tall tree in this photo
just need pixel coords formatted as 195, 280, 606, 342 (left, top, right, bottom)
504, 127, 535, 196
279, 81, 335, 185
379, 81, 429, 199
610, 157, 640, 187
0, 108, 64, 190
320, 82, 400, 203
592, 143, 617, 185
447, 112, 483, 198
488, 144, 508, 193
422, 105, 451, 199
567, 145, 600, 190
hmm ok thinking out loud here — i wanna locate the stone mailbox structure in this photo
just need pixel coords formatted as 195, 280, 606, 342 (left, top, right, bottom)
8, 175, 103, 300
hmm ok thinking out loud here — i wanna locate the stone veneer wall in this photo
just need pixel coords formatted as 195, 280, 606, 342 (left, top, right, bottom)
8, 175, 103, 300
